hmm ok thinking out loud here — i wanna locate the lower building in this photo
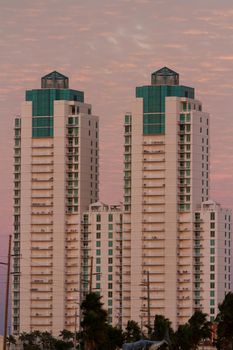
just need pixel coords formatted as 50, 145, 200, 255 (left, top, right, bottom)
81, 202, 123, 326
194, 200, 232, 322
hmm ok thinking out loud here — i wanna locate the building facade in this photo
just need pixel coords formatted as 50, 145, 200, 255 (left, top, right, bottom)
13, 71, 99, 335
81, 202, 123, 326
195, 201, 232, 322
122, 67, 231, 329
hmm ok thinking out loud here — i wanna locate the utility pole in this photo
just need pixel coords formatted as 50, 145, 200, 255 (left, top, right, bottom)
74, 307, 78, 350
89, 256, 93, 293
146, 270, 151, 332
1, 235, 12, 350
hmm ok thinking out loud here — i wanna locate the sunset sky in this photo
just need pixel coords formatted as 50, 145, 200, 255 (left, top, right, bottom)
0, 0, 233, 333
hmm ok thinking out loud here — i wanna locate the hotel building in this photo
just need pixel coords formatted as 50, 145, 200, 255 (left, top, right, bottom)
13, 71, 99, 335
13, 68, 231, 335
122, 67, 231, 329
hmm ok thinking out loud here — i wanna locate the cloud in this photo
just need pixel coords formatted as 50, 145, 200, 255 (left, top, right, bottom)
218, 55, 233, 61
183, 30, 209, 36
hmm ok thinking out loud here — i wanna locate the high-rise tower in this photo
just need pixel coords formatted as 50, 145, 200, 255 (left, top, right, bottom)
122, 67, 231, 329
13, 71, 99, 335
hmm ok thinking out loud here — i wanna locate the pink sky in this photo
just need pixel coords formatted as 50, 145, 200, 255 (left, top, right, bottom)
0, 0, 233, 333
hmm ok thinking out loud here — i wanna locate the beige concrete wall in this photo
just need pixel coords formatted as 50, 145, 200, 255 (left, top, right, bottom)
20, 102, 33, 332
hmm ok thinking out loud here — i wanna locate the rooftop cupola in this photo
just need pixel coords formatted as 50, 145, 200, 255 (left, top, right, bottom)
41, 71, 69, 89
151, 67, 179, 86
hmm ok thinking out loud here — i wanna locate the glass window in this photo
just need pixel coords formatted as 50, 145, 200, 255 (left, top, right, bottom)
96, 249, 101, 256
210, 248, 215, 254
210, 212, 215, 220
108, 214, 113, 222
108, 249, 113, 256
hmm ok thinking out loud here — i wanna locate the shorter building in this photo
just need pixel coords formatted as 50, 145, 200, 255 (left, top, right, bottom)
194, 200, 232, 321
81, 202, 123, 326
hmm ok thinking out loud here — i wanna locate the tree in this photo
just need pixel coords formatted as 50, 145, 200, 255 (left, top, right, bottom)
171, 310, 212, 350
6, 335, 16, 350
124, 320, 142, 343
54, 340, 73, 350
103, 324, 124, 350
41, 331, 56, 350
188, 311, 212, 349
171, 324, 192, 350
59, 330, 74, 342
216, 292, 233, 350
80, 292, 108, 350
151, 315, 173, 341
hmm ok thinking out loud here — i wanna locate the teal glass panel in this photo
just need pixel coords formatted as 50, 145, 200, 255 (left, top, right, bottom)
136, 84, 194, 135
32, 128, 53, 137
26, 89, 84, 117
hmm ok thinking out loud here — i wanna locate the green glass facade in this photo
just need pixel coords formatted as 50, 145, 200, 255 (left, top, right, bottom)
26, 88, 84, 138
136, 85, 194, 135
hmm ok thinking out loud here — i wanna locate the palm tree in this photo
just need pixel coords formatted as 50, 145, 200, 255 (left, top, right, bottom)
103, 324, 124, 350
59, 330, 74, 343
151, 314, 173, 341
41, 331, 56, 350
6, 335, 16, 350
171, 310, 211, 350
80, 292, 108, 350
216, 292, 233, 350
188, 311, 212, 349
124, 320, 142, 343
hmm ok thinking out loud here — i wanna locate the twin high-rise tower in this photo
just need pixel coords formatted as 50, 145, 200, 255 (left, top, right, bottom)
13, 68, 231, 335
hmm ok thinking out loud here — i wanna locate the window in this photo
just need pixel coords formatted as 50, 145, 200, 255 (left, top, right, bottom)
108, 299, 112, 306
210, 308, 215, 315
108, 241, 113, 247
96, 258, 101, 264
210, 282, 215, 288
108, 291, 112, 298
210, 265, 215, 271
108, 258, 113, 264
96, 249, 101, 256
210, 248, 215, 254
210, 231, 215, 238
108, 214, 113, 222
210, 212, 215, 220
108, 249, 113, 256
108, 283, 112, 289
210, 274, 215, 280
108, 275, 112, 281
96, 241, 101, 247
108, 232, 113, 239
108, 224, 113, 230
108, 266, 113, 272
96, 224, 101, 230
96, 214, 101, 222
96, 283, 101, 289
96, 232, 101, 239
210, 256, 215, 263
